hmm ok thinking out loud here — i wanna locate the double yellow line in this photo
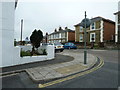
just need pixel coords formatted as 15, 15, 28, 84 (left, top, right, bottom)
38, 57, 104, 88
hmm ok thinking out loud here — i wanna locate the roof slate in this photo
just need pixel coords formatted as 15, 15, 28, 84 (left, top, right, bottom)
49, 29, 74, 35
74, 16, 115, 27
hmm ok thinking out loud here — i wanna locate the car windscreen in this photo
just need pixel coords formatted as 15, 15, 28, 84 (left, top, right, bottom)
65, 43, 74, 46
54, 43, 62, 45
65, 43, 69, 45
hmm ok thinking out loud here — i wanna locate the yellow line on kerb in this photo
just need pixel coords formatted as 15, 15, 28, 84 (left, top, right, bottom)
38, 57, 104, 88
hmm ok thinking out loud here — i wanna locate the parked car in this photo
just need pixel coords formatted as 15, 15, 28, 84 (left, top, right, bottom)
54, 42, 64, 52
64, 42, 77, 49
42, 42, 64, 52
42, 43, 53, 46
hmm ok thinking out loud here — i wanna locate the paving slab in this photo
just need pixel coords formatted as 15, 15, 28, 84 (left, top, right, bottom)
2, 54, 74, 73
26, 51, 97, 82
54, 64, 86, 75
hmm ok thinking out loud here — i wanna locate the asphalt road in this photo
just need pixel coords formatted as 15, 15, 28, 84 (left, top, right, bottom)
47, 49, 119, 88
2, 49, 119, 88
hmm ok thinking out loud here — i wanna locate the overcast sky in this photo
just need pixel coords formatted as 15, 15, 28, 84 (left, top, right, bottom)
14, 0, 119, 41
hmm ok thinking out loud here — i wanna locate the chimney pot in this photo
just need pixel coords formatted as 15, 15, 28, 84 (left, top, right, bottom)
65, 27, 68, 30
54, 29, 57, 32
59, 27, 62, 31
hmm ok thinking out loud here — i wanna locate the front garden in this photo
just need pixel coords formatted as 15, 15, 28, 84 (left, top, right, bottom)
20, 49, 47, 57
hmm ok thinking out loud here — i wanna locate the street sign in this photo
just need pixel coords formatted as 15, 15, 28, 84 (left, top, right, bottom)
81, 18, 91, 28
81, 11, 91, 64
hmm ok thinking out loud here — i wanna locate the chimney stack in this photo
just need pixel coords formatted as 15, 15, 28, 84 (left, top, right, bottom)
46, 32, 48, 36
54, 28, 57, 32
59, 27, 62, 31
65, 27, 68, 30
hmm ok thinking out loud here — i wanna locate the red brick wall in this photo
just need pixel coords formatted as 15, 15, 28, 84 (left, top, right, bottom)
68, 32, 75, 42
103, 21, 115, 41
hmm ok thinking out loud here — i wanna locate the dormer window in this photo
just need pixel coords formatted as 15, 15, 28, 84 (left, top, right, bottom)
91, 22, 95, 30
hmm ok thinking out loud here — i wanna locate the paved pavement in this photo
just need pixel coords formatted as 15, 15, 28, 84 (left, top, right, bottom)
26, 50, 97, 82
2, 54, 74, 73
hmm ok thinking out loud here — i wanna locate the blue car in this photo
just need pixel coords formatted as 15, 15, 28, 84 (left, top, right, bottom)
64, 42, 77, 49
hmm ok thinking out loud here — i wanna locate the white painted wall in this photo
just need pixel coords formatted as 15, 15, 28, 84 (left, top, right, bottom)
100, 20, 104, 42
0, 2, 2, 67
1, 44, 54, 68
115, 1, 120, 42
12, 45, 54, 67
0, 1, 55, 68
0, 2, 15, 67
115, 14, 118, 42
67, 32, 68, 42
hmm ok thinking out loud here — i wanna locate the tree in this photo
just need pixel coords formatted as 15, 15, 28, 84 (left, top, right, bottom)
30, 29, 43, 55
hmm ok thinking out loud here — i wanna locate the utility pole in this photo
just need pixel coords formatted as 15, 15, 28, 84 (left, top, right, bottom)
20, 19, 23, 45
20, 19, 23, 57
84, 11, 87, 64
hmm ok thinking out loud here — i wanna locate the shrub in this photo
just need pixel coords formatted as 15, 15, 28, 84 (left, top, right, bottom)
20, 51, 31, 57
20, 49, 47, 57
41, 49, 47, 55
93, 43, 99, 49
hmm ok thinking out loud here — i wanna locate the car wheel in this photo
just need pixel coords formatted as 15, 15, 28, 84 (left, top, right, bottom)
69, 47, 70, 49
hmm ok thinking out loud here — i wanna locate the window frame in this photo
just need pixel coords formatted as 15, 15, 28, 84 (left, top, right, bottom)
79, 26, 83, 32
90, 33, 96, 42
90, 22, 96, 30
79, 34, 83, 42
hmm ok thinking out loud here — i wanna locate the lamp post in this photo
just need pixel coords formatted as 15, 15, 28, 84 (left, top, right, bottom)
81, 11, 91, 64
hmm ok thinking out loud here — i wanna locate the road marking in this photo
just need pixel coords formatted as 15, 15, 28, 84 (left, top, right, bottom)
0, 69, 25, 76
38, 57, 104, 88
1, 73, 19, 78
91, 50, 107, 51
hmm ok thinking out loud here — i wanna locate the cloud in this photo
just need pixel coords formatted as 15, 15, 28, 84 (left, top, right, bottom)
14, 1, 118, 40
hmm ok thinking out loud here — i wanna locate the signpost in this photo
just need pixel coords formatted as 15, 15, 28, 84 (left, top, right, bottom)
81, 11, 91, 64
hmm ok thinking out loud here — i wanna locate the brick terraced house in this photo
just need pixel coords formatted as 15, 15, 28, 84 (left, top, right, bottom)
48, 27, 75, 43
74, 16, 115, 45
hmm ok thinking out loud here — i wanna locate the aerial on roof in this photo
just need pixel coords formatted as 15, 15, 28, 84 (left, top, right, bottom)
74, 16, 115, 27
